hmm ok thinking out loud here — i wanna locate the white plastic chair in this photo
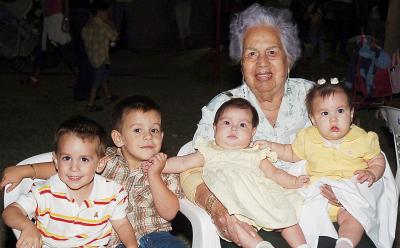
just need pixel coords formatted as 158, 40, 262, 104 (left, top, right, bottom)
177, 142, 221, 248
3, 151, 220, 248
379, 106, 400, 190
3, 152, 52, 238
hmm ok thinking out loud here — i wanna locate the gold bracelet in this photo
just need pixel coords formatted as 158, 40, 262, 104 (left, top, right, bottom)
205, 193, 217, 215
29, 164, 36, 180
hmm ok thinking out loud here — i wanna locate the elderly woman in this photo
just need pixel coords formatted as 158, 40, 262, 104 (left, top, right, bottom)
180, 4, 376, 248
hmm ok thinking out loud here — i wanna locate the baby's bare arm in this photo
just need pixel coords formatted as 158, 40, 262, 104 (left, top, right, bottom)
1, 162, 56, 192
355, 153, 385, 186
259, 159, 309, 188
2, 203, 42, 248
163, 152, 205, 173
111, 217, 138, 248
254, 140, 301, 162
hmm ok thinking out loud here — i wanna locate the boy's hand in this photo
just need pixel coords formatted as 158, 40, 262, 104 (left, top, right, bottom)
251, 140, 271, 149
144, 153, 167, 176
17, 223, 42, 248
141, 160, 152, 173
354, 169, 376, 187
1, 165, 29, 192
294, 175, 310, 188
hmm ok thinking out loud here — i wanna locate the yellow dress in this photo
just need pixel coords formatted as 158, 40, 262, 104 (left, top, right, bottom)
197, 139, 304, 230
291, 125, 381, 220
292, 125, 381, 182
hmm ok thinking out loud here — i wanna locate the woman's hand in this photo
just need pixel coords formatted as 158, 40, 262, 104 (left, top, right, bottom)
211, 199, 255, 245
195, 183, 254, 245
320, 184, 341, 207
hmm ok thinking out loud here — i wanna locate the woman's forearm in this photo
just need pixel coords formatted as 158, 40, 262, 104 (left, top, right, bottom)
179, 167, 204, 202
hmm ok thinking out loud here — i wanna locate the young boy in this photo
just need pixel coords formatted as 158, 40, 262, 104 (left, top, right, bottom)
2, 116, 137, 248
1, 96, 186, 248
81, 0, 118, 112
100, 95, 185, 248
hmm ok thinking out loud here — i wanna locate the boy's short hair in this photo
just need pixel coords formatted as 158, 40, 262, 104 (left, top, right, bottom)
213, 98, 259, 128
111, 95, 162, 132
54, 116, 107, 157
305, 83, 353, 115
90, 0, 111, 15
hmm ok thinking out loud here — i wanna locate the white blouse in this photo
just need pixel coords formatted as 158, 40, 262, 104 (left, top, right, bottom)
192, 77, 314, 170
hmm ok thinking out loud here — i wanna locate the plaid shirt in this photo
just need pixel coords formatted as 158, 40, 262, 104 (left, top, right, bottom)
100, 147, 183, 247
81, 16, 118, 68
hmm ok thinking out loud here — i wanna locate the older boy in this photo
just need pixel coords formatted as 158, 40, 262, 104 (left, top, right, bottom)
101, 95, 186, 248
1, 97, 186, 248
2, 116, 137, 248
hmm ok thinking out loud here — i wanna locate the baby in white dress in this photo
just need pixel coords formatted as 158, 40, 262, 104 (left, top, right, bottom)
160, 98, 310, 248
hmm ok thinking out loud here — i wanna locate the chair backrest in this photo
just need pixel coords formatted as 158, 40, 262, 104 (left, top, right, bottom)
379, 106, 400, 190
3, 152, 52, 238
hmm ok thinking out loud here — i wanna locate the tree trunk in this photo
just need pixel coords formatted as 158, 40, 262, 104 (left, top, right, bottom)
384, 0, 400, 54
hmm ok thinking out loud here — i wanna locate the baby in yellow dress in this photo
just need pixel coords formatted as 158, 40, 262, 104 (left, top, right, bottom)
255, 79, 386, 248
159, 98, 310, 248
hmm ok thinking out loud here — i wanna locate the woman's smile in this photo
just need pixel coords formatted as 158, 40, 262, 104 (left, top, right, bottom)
255, 71, 272, 81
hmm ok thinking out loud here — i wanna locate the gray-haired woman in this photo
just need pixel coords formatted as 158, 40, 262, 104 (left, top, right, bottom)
180, 3, 376, 248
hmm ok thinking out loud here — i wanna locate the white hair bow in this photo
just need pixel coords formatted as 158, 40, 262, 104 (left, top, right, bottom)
317, 78, 339, 85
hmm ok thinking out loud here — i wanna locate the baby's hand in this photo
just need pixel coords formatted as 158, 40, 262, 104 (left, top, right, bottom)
146, 153, 167, 176
0, 165, 27, 192
251, 140, 271, 149
17, 224, 42, 248
294, 175, 310, 188
354, 169, 376, 187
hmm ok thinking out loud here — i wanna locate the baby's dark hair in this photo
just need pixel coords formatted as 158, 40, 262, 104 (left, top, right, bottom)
111, 95, 162, 132
305, 82, 353, 115
213, 98, 259, 127
54, 115, 107, 157
90, 0, 111, 15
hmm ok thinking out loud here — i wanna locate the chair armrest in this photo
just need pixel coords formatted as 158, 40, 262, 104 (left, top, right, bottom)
179, 198, 221, 248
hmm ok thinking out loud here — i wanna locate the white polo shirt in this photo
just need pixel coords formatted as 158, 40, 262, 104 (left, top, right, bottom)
16, 174, 128, 247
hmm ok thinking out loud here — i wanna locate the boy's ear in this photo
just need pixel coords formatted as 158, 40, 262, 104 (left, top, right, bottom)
52, 152, 59, 171
111, 130, 124, 147
251, 127, 256, 137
